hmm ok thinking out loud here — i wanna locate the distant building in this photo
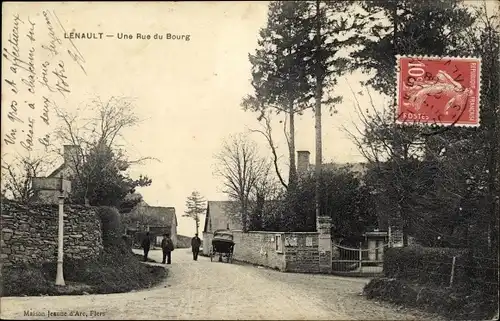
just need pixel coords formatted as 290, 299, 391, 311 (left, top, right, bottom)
202, 201, 243, 255
48, 145, 81, 179
296, 150, 367, 178
203, 201, 243, 233
128, 203, 178, 246
30, 145, 78, 204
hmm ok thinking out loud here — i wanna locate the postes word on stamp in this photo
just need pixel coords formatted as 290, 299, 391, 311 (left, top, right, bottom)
396, 55, 481, 127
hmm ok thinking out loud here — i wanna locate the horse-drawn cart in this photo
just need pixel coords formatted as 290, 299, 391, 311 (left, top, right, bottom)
210, 230, 234, 263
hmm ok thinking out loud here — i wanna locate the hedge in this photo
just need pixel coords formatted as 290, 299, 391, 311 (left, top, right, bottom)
383, 245, 469, 286
97, 206, 123, 248
364, 277, 498, 320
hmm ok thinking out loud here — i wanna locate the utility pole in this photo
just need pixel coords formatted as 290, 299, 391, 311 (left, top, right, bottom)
55, 176, 66, 286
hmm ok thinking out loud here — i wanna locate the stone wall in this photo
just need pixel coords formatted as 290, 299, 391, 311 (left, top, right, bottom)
283, 232, 319, 273
176, 234, 192, 248
203, 230, 321, 273
233, 231, 286, 271
1, 199, 103, 267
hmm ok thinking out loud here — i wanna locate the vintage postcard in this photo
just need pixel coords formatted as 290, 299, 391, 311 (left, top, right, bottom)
1, 1, 499, 320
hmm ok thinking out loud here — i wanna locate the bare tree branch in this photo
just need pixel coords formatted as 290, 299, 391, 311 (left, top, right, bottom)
213, 133, 271, 231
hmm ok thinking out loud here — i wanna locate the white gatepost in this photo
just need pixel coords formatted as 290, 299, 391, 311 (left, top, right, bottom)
55, 176, 71, 286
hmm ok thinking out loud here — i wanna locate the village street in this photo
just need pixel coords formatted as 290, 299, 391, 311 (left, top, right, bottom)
1, 249, 440, 320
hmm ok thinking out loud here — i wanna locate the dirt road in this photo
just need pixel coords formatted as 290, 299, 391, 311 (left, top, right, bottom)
0, 248, 439, 320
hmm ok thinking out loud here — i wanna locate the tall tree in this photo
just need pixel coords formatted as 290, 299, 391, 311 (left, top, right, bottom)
462, 3, 500, 255
213, 133, 269, 232
351, 0, 475, 97
54, 96, 154, 208
184, 191, 206, 235
71, 142, 151, 208
345, 0, 480, 246
243, 1, 315, 191
245, 1, 362, 229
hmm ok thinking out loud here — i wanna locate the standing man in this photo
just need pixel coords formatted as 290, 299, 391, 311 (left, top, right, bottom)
141, 232, 151, 262
191, 233, 202, 261
161, 233, 174, 264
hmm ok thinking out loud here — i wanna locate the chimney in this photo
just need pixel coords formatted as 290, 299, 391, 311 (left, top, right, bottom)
297, 151, 310, 176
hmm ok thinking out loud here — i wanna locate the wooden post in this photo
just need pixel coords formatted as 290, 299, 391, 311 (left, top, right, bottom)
359, 242, 363, 269
449, 256, 456, 287
388, 225, 392, 247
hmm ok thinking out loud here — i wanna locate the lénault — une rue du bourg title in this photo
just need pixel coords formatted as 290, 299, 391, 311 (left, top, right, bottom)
64, 32, 191, 41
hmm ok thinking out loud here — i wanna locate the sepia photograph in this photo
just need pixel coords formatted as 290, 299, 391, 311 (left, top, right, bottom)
1, 1, 499, 320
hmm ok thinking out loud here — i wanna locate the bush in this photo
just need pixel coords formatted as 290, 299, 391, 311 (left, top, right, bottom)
384, 246, 468, 286
97, 206, 123, 248
364, 277, 499, 320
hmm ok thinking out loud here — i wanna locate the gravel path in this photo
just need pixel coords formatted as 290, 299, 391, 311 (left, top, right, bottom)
1, 249, 441, 320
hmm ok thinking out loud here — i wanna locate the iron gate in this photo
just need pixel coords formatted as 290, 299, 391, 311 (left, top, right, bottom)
331, 242, 389, 277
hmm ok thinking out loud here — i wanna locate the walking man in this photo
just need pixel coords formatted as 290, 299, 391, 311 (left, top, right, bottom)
141, 232, 151, 262
191, 233, 202, 261
161, 233, 174, 264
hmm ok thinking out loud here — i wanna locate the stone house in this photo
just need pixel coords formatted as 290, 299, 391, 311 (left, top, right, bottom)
203, 201, 243, 233
47, 145, 81, 180
128, 203, 178, 247
202, 201, 242, 255
30, 145, 80, 204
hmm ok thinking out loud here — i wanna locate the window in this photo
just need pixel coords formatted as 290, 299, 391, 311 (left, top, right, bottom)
275, 235, 283, 253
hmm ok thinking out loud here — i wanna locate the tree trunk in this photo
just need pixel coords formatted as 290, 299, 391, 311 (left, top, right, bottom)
402, 222, 409, 247
241, 202, 247, 232
288, 103, 297, 191
314, 0, 323, 225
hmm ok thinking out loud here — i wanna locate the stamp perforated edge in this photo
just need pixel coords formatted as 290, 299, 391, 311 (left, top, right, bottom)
395, 54, 482, 128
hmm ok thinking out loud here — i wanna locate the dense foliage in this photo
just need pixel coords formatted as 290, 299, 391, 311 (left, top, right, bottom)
70, 143, 152, 209
247, 166, 377, 239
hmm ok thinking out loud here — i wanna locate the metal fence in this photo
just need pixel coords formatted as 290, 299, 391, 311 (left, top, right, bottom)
331, 242, 389, 277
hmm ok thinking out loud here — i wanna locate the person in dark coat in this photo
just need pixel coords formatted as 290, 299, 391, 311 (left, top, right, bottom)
141, 232, 151, 262
191, 233, 202, 261
161, 233, 174, 264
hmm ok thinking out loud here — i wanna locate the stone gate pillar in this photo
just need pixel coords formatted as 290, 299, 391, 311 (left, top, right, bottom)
317, 216, 332, 273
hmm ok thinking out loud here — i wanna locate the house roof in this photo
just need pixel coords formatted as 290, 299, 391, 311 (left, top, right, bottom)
131, 204, 177, 226
203, 200, 279, 233
322, 162, 367, 175
48, 164, 65, 178
146, 206, 178, 226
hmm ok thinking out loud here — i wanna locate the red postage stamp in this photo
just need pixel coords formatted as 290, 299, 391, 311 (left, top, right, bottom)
396, 56, 481, 127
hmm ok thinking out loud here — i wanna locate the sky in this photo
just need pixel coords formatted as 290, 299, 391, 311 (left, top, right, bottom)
2, 1, 496, 237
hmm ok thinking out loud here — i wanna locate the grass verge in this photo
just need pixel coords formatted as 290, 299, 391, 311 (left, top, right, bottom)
363, 277, 498, 320
1, 244, 167, 297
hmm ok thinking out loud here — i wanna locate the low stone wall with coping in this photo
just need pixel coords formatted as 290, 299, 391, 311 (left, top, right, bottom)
1, 199, 103, 267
